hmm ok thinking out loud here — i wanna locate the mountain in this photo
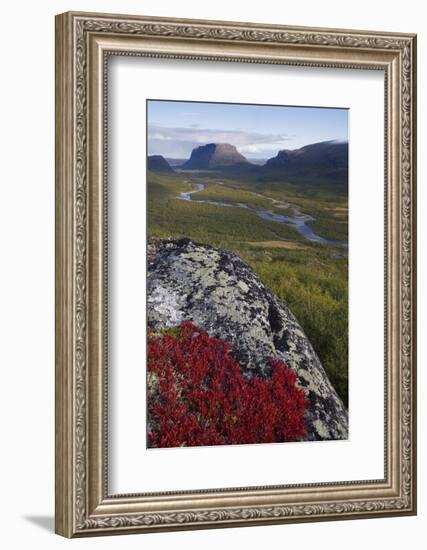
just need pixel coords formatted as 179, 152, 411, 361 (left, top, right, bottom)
147, 237, 348, 441
147, 155, 174, 172
181, 143, 249, 169
263, 140, 348, 184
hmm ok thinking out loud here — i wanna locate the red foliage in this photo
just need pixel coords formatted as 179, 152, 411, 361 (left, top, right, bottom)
147, 322, 308, 448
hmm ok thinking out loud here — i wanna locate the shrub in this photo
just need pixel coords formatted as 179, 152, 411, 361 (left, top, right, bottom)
147, 322, 308, 448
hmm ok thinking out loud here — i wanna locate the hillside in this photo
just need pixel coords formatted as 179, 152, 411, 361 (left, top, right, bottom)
147, 168, 349, 405
147, 155, 174, 172
262, 140, 348, 185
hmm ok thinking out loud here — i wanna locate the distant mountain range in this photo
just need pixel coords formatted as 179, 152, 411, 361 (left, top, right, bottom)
148, 140, 348, 188
166, 156, 267, 167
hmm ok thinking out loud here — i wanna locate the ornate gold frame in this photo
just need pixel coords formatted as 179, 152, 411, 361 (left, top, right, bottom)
55, 11, 417, 537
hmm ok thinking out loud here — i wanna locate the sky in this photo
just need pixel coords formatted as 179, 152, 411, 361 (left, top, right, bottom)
147, 100, 348, 160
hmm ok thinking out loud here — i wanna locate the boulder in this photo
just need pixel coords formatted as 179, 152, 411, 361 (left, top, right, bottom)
147, 237, 348, 441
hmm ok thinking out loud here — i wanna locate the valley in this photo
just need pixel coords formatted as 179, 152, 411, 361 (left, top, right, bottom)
147, 143, 349, 405
177, 180, 346, 246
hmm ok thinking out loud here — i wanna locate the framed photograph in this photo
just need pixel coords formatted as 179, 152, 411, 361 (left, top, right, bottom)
55, 11, 417, 537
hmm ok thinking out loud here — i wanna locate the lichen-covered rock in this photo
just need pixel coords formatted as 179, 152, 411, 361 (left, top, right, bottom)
147, 237, 348, 441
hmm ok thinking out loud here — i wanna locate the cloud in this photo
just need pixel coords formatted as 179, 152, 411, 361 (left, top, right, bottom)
147, 124, 294, 158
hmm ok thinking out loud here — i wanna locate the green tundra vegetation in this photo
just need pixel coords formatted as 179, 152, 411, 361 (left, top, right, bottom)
147, 170, 349, 406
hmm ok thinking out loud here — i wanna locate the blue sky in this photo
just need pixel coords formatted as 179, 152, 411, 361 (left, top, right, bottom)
147, 100, 348, 160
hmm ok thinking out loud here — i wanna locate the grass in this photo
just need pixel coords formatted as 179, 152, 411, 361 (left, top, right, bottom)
147, 169, 349, 406
148, 177, 304, 246
306, 217, 348, 242
242, 245, 348, 405
179, 175, 349, 243
191, 183, 274, 210
247, 240, 307, 250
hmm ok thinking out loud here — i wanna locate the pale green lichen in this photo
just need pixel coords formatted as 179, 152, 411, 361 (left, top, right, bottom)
237, 280, 249, 293
313, 419, 331, 439
182, 249, 220, 264
190, 267, 216, 286
296, 368, 316, 391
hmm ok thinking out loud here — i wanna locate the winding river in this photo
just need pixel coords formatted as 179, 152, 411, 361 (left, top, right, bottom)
177, 183, 346, 247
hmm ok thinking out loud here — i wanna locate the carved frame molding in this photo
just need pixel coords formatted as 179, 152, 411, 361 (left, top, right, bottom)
55, 11, 416, 537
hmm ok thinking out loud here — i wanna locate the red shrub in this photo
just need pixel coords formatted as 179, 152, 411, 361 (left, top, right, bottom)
147, 322, 308, 448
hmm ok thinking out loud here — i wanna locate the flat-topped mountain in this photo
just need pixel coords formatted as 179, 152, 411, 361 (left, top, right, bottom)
181, 143, 249, 169
147, 155, 174, 172
263, 140, 348, 183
